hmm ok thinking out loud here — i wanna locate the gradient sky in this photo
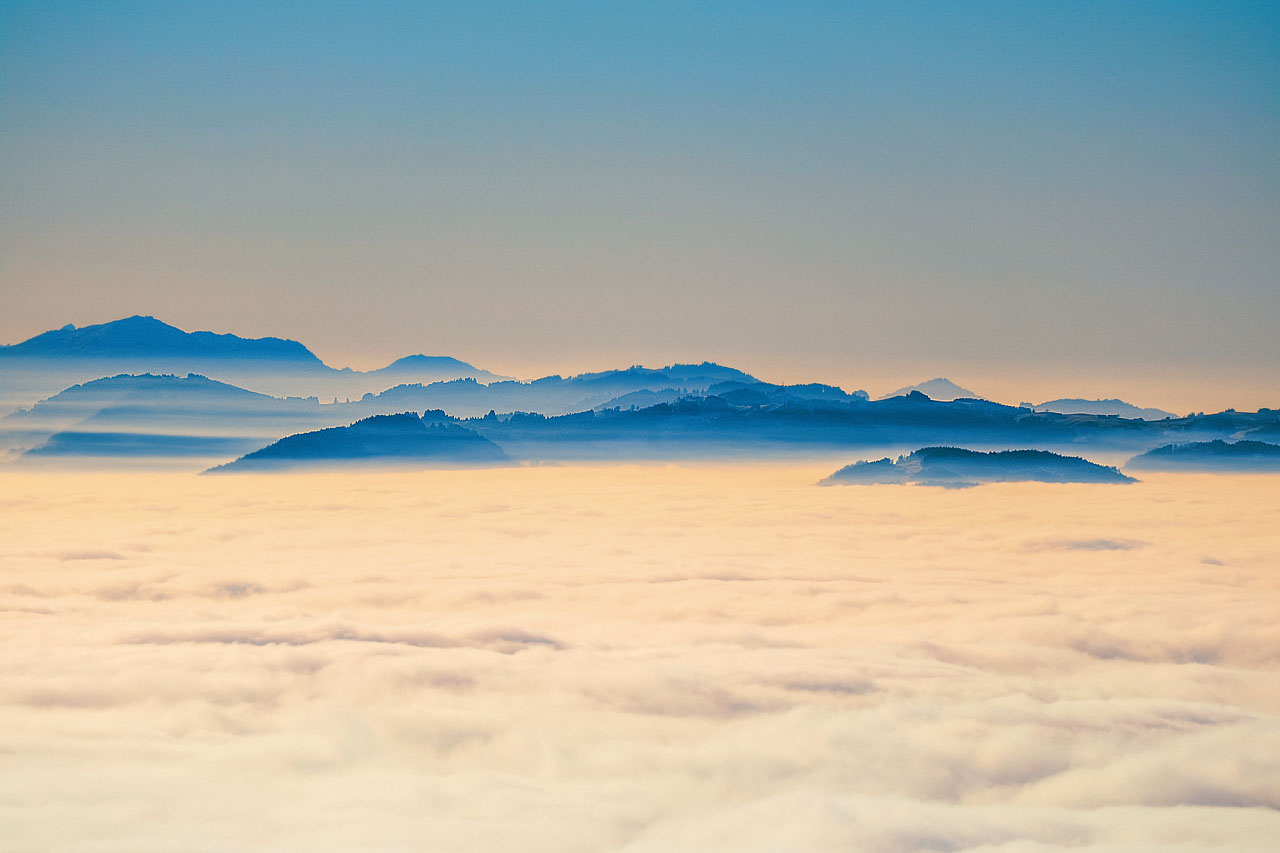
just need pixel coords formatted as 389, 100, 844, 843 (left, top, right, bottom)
1, 1, 1277, 408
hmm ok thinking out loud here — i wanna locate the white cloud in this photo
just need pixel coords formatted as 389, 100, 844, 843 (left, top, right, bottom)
0, 466, 1276, 849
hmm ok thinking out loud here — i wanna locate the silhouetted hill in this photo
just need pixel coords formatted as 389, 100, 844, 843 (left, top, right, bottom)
1022, 398, 1176, 421
2, 365, 781, 460
0, 373, 336, 457
372, 354, 505, 382
821, 447, 1134, 488
208, 413, 508, 472
0, 317, 507, 412
8, 368, 1279, 470
595, 381, 869, 411
573, 363, 755, 387
0, 316, 321, 363
349, 362, 764, 418
594, 388, 689, 410
1125, 439, 1280, 472
7, 372, 284, 416
880, 378, 981, 401
0, 317, 772, 417
463, 394, 1280, 461
707, 381, 868, 406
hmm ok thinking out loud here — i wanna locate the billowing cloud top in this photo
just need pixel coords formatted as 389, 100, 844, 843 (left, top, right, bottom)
0, 464, 1277, 849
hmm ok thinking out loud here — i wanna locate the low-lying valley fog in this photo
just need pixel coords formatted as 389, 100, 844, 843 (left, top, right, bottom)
1, 464, 1277, 850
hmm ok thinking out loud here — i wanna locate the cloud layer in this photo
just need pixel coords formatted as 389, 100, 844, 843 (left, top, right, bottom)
0, 464, 1277, 850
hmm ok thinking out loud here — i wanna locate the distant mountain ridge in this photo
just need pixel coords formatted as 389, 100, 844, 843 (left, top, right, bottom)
208, 413, 508, 472
4, 318, 1277, 471
1125, 439, 1280, 472
0, 316, 507, 411
0, 373, 339, 462
0, 316, 503, 377
11, 373, 1278, 469
1, 373, 276, 438
345, 362, 771, 418
881, 378, 981, 401
0, 366, 818, 458
378, 354, 490, 376
1, 316, 321, 363
457, 392, 1280, 462
1023, 398, 1176, 421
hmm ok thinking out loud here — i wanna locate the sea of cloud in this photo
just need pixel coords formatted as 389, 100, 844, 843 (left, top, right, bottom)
0, 464, 1276, 850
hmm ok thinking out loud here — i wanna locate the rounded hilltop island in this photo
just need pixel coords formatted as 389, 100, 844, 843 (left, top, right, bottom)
821, 447, 1135, 488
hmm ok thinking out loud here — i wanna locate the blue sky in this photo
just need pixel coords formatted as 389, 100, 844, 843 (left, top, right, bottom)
1, 1, 1277, 402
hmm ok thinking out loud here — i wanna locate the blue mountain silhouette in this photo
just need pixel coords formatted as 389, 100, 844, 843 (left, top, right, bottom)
377, 354, 495, 376
9, 371, 1279, 469
208, 413, 509, 472
1, 316, 321, 363
880, 378, 981, 401
822, 447, 1134, 487
1125, 439, 1280, 472
1023, 398, 1176, 421
0, 316, 506, 411
0, 373, 337, 458
454, 393, 1280, 461
348, 362, 767, 418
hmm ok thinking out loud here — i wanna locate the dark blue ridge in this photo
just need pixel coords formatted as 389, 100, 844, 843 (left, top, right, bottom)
25, 432, 258, 458
208, 413, 508, 472
1126, 439, 1280, 471
1, 316, 320, 363
822, 447, 1135, 487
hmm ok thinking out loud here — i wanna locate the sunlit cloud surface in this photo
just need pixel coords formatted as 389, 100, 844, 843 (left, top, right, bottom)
0, 465, 1277, 850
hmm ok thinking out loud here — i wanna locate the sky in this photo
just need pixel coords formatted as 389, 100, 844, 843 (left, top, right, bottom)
1, 1, 1277, 408
1, 465, 1278, 849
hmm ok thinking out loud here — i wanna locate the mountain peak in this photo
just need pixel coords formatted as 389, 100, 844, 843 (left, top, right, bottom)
1, 316, 322, 364
376, 354, 509, 383
880, 378, 981, 402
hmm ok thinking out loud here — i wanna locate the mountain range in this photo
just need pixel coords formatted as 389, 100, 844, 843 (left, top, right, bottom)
115, 391, 1279, 472
0, 367, 868, 462
0, 316, 506, 412
3, 316, 1275, 471
0, 364, 818, 458
453, 393, 1277, 461
1, 316, 322, 363
0, 373, 334, 460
